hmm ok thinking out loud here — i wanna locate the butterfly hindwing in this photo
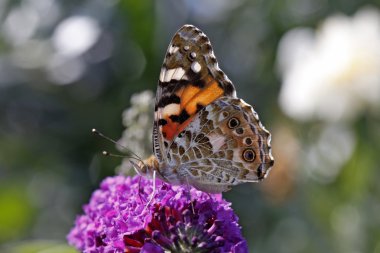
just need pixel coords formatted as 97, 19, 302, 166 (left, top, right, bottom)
161, 97, 274, 193
153, 25, 237, 163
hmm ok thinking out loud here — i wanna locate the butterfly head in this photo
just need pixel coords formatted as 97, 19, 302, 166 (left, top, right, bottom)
160, 24, 217, 83
130, 155, 159, 179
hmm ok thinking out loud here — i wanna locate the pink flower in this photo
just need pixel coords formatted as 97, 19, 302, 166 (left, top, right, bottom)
67, 175, 248, 253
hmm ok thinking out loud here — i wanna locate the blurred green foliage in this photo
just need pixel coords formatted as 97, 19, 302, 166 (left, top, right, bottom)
2, 240, 76, 253
1, 0, 380, 252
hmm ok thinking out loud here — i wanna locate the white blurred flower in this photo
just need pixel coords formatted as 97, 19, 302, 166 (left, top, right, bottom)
1, 5, 39, 45
277, 6, 380, 121
117, 90, 154, 175
304, 124, 356, 183
46, 54, 86, 85
52, 16, 100, 57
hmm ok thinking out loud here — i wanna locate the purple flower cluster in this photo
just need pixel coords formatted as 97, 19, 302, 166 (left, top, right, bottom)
67, 175, 248, 253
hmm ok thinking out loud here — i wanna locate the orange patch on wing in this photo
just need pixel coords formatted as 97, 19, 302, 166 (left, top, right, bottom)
162, 116, 195, 141
180, 85, 201, 108
162, 120, 179, 141
183, 78, 224, 115
162, 76, 224, 142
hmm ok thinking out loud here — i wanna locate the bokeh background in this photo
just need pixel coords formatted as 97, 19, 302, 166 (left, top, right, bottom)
1, 0, 380, 252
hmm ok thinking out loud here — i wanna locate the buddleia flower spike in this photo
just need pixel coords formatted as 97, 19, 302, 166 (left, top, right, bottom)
67, 175, 249, 253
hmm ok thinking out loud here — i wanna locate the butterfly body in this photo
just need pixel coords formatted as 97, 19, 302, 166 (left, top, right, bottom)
134, 25, 274, 193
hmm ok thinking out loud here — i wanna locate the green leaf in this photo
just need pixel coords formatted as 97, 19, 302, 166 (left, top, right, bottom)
1, 240, 77, 253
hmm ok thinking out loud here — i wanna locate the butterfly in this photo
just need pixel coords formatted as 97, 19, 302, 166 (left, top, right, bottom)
131, 24, 274, 193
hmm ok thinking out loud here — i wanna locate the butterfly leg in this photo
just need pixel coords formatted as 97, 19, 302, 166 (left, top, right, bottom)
130, 160, 148, 204
144, 170, 157, 211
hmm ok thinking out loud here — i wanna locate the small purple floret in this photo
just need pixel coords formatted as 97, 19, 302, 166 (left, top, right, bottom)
67, 175, 248, 253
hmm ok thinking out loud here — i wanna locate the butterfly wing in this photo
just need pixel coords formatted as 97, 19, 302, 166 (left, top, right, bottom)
164, 97, 274, 193
153, 25, 236, 163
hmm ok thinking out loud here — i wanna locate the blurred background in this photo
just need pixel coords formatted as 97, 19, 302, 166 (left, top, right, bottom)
1, 0, 380, 252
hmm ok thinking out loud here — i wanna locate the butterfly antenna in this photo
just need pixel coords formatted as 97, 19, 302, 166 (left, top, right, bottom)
92, 128, 144, 163
102, 151, 143, 164
93, 129, 149, 181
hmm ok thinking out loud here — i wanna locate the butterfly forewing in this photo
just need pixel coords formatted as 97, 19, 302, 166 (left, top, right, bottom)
153, 25, 236, 163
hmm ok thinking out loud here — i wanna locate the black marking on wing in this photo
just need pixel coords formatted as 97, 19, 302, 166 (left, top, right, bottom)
158, 119, 168, 126
193, 79, 206, 88
196, 104, 204, 111
157, 95, 181, 108
169, 110, 190, 124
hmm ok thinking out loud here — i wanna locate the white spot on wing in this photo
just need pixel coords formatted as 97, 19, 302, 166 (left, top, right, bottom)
172, 67, 185, 80
164, 68, 176, 82
162, 103, 180, 117
191, 61, 201, 73
269, 152, 274, 161
168, 45, 179, 54
218, 112, 227, 122
209, 134, 226, 153
159, 68, 166, 82
267, 134, 272, 147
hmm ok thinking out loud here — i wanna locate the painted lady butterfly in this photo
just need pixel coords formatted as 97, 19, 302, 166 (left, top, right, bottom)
132, 24, 274, 193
